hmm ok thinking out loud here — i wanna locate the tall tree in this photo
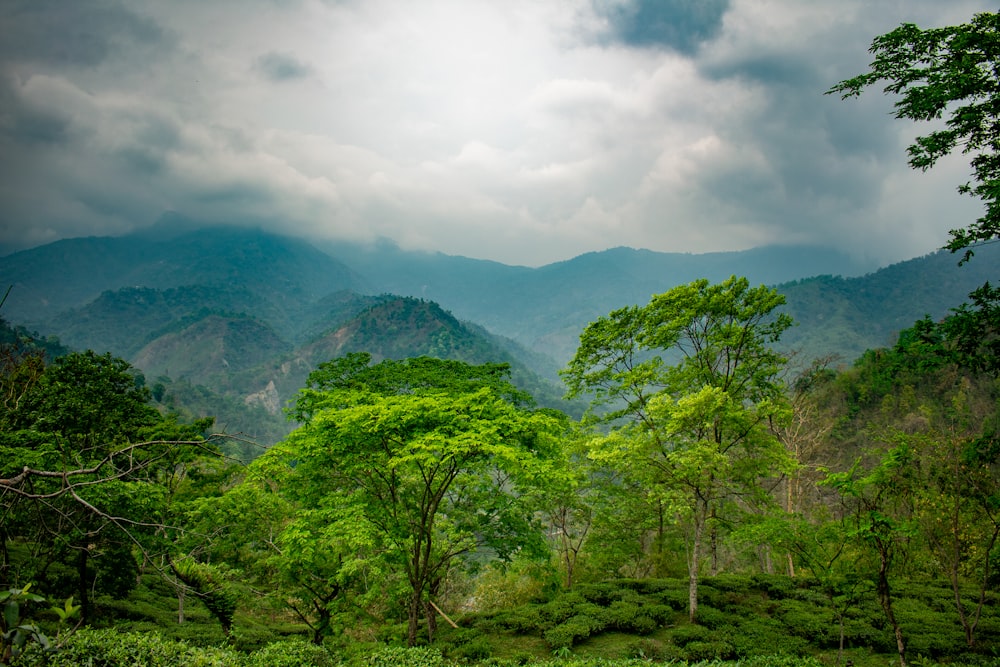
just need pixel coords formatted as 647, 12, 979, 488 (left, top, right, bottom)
266, 354, 563, 646
564, 276, 794, 622
825, 444, 918, 667
0, 349, 222, 622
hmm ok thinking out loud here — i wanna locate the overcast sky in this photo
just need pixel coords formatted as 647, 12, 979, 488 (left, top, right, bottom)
0, 0, 994, 266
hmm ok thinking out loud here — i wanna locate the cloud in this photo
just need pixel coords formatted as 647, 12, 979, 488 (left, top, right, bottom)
592, 0, 730, 53
255, 52, 313, 82
0, 0, 166, 68
0, 0, 996, 266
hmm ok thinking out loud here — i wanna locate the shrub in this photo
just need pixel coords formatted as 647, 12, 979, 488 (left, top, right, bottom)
775, 598, 830, 640
359, 645, 447, 667
669, 622, 710, 647
19, 628, 239, 667
453, 637, 492, 661
683, 638, 735, 661
644, 603, 676, 624
244, 640, 338, 667
494, 606, 544, 634
542, 614, 603, 650
693, 605, 731, 629
751, 573, 797, 599
573, 583, 622, 606
624, 638, 682, 661
539, 593, 587, 625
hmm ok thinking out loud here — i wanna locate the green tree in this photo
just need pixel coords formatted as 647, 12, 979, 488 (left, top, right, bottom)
828, 11, 1000, 259
829, 13, 1000, 377
563, 276, 794, 622
0, 349, 222, 623
825, 444, 918, 667
265, 354, 563, 646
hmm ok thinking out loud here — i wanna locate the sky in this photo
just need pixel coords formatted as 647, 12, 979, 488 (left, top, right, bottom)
0, 0, 995, 267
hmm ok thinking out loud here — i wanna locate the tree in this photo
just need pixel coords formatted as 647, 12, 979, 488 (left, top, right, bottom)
828, 11, 1000, 260
265, 354, 563, 646
829, 13, 1000, 378
825, 444, 918, 667
564, 276, 794, 622
0, 349, 223, 622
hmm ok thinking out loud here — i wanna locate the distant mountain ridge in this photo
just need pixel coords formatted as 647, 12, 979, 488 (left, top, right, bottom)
2, 221, 997, 447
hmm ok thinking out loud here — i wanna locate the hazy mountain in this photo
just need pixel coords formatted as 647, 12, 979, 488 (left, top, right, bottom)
132, 314, 292, 387
321, 239, 880, 360
0, 221, 359, 338
3, 220, 997, 449
778, 244, 1000, 365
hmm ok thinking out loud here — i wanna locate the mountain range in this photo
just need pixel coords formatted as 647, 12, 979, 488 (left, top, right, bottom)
2, 215, 996, 449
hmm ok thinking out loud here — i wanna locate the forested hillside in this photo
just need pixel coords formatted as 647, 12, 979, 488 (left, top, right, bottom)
2, 263, 998, 665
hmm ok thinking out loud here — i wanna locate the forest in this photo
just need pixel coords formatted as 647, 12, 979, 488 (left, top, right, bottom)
3, 10, 1000, 667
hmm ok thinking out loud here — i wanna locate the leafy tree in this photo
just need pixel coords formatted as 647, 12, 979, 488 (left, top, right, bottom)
563, 276, 794, 622
829, 13, 1000, 377
828, 11, 1000, 259
825, 444, 918, 667
0, 348, 223, 624
264, 354, 564, 646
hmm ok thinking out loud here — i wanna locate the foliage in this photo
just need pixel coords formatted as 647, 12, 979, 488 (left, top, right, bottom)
563, 276, 794, 622
829, 11, 1000, 258
259, 354, 565, 646
0, 585, 77, 665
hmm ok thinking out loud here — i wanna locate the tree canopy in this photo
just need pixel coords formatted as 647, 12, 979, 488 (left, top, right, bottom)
828, 11, 1000, 260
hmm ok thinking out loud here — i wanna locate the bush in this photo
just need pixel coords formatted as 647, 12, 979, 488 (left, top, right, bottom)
453, 637, 492, 662
669, 622, 710, 647
683, 638, 735, 661
244, 640, 337, 667
573, 583, 623, 606
539, 593, 587, 625
494, 607, 544, 634
624, 638, 682, 661
542, 614, 603, 650
693, 605, 732, 629
775, 598, 829, 640
751, 573, 797, 599
358, 646, 447, 667
19, 628, 239, 667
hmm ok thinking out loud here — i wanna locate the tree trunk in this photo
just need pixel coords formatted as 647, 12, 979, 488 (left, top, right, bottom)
876, 555, 906, 667
77, 547, 91, 624
688, 508, 703, 623
407, 593, 421, 647
177, 586, 185, 624
424, 600, 437, 644
709, 506, 719, 576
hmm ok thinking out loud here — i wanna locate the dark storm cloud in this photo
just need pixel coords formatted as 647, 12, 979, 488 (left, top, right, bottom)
255, 52, 313, 82
594, 0, 730, 53
0, 77, 71, 145
0, 0, 166, 67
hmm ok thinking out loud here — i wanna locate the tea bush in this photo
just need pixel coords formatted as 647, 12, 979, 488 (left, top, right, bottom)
243, 640, 337, 667
358, 645, 447, 667
542, 613, 604, 649
17, 628, 238, 667
669, 622, 711, 647
683, 638, 735, 661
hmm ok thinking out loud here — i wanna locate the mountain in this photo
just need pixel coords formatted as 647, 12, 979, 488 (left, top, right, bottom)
321, 240, 880, 361
131, 314, 292, 387
0, 222, 359, 340
777, 244, 1000, 365
3, 221, 998, 450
